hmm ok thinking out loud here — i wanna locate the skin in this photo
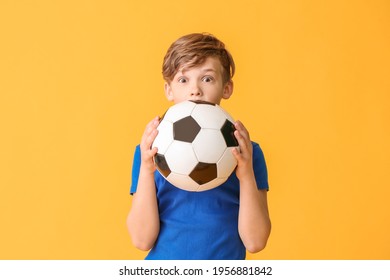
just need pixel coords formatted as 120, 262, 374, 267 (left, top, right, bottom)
127, 57, 271, 253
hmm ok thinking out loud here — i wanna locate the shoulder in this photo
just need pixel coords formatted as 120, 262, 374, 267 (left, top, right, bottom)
251, 141, 265, 157
250, 141, 269, 190
251, 141, 267, 164
251, 141, 260, 149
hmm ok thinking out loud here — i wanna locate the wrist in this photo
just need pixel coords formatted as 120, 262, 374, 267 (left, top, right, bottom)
236, 162, 254, 179
238, 175, 256, 185
237, 170, 256, 185
140, 162, 156, 176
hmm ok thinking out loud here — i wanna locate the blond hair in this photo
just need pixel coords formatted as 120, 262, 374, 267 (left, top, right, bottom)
162, 33, 235, 84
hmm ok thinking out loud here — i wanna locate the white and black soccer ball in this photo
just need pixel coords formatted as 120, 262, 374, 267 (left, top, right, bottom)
152, 100, 239, 192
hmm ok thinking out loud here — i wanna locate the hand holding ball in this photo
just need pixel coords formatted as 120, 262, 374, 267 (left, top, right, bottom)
152, 100, 239, 192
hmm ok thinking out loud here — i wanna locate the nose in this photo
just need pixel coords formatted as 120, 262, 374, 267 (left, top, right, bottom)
190, 82, 202, 97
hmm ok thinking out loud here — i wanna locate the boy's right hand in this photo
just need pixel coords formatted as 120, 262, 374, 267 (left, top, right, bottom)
139, 116, 160, 174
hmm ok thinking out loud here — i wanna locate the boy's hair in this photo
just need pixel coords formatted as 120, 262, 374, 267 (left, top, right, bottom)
162, 33, 235, 84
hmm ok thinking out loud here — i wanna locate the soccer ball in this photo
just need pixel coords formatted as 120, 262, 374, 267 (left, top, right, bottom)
152, 100, 239, 192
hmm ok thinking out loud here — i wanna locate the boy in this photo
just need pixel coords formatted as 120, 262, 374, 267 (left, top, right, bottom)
127, 33, 271, 260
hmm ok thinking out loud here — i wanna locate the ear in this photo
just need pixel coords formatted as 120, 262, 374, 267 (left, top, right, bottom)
164, 82, 174, 101
222, 80, 234, 100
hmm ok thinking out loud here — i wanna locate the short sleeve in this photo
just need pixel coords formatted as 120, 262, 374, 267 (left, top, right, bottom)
252, 142, 269, 191
130, 145, 141, 195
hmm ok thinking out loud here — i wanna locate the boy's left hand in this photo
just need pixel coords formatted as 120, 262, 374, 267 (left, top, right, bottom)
232, 120, 255, 181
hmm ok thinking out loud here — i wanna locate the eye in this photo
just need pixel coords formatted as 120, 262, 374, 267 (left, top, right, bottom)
202, 76, 214, 82
178, 77, 187, 83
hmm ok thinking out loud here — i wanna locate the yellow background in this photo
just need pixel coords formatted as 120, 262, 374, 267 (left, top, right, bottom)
1, 0, 389, 260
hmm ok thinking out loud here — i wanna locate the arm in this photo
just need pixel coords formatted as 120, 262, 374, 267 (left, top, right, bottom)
232, 121, 271, 253
126, 117, 160, 251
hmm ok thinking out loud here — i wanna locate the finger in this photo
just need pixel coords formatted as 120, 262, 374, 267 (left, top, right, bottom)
141, 146, 158, 163
145, 116, 160, 134
141, 117, 160, 145
145, 128, 159, 148
145, 146, 158, 158
141, 127, 159, 151
234, 120, 250, 141
235, 120, 253, 148
231, 146, 244, 164
234, 129, 250, 155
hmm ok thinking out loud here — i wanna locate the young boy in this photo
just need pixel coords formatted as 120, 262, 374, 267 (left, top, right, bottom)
127, 33, 271, 260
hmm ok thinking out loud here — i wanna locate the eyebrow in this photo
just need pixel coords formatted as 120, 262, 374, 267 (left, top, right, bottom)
180, 68, 217, 75
201, 68, 217, 73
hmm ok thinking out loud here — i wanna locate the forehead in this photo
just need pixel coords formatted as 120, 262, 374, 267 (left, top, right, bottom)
178, 56, 224, 75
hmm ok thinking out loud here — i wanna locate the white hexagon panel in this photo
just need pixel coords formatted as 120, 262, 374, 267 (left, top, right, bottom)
192, 129, 226, 163
165, 141, 198, 175
163, 100, 196, 123
152, 119, 174, 154
191, 103, 228, 129
217, 147, 238, 178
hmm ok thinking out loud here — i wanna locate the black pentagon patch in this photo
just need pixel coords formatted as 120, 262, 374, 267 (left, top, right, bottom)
221, 120, 238, 147
173, 116, 201, 143
189, 162, 218, 185
154, 153, 171, 178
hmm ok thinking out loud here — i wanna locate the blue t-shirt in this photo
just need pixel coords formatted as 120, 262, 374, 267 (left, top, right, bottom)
130, 142, 269, 260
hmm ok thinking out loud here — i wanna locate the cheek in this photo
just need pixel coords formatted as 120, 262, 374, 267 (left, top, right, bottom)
173, 94, 187, 103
